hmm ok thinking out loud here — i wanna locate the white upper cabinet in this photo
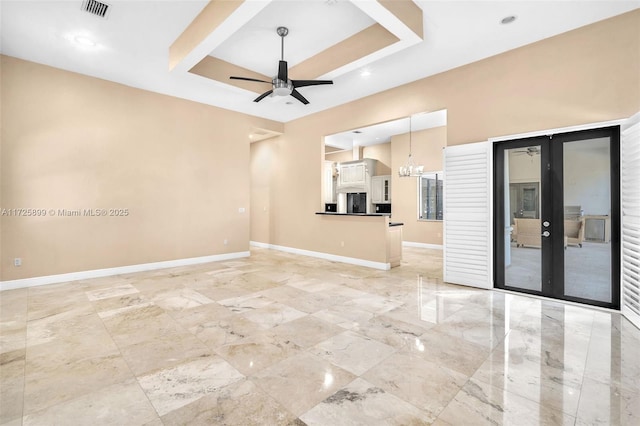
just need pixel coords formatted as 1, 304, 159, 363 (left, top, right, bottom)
338, 162, 366, 187
371, 175, 391, 203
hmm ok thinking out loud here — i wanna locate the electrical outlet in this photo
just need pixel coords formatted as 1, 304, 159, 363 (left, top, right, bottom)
224, 239, 228, 245
340, 241, 345, 247
238, 207, 245, 213
14, 258, 22, 267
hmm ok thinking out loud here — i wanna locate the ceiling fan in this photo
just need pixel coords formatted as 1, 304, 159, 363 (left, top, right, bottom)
512, 146, 540, 156
229, 27, 333, 105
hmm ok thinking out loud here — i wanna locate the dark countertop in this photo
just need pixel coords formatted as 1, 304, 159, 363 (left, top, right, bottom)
315, 212, 403, 227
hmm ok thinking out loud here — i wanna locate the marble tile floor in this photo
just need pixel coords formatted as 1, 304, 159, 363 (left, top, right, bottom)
1, 247, 639, 425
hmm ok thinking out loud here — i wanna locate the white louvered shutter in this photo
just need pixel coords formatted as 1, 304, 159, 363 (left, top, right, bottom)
621, 112, 640, 329
443, 142, 493, 289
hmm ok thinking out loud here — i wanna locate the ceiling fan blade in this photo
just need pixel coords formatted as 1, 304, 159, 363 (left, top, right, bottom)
292, 80, 333, 88
230, 76, 271, 84
290, 89, 309, 105
278, 60, 288, 81
254, 90, 273, 102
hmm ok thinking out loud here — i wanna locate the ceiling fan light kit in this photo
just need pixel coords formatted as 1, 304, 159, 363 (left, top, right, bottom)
229, 27, 333, 105
272, 79, 293, 96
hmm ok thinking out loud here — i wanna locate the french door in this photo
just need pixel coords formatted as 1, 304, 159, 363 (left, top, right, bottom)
494, 127, 620, 309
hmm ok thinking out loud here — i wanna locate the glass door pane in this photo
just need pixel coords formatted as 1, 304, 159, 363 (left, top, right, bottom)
563, 137, 612, 303
504, 145, 542, 292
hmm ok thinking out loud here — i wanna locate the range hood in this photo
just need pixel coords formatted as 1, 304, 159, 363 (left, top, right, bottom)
335, 159, 376, 194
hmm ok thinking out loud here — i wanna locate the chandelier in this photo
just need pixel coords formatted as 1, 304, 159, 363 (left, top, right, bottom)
398, 114, 424, 177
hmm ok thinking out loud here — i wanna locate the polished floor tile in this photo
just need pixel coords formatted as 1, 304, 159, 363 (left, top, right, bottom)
136, 355, 244, 417
159, 379, 300, 426
240, 301, 308, 328
437, 378, 576, 426
22, 352, 132, 415
0, 349, 25, 424
214, 330, 303, 376
1, 246, 639, 425
268, 315, 344, 349
309, 330, 395, 375
363, 351, 468, 422
299, 377, 429, 425
22, 379, 159, 426
85, 283, 139, 301
575, 376, 640, 425
251, 351, 356, 416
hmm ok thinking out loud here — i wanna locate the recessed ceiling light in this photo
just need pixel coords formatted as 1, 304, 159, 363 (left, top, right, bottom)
74, 35, 96, 47
285, 101, 293, 105
501, 15, 517, 25
360, 69, 371, 77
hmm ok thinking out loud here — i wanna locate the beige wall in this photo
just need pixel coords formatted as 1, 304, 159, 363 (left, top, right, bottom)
251, 10, 639, 260
0, 56, 279, 281
391, 127, 446, 245
325, 150, 353, 163
363, 143, 392, 175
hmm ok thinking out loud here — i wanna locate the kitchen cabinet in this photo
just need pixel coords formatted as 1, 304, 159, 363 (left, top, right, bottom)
338, 162, 366, 187
371, 175, 391, 204
323, 161, 336, 203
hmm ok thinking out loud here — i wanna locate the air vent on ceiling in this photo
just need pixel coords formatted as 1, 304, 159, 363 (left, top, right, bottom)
81, 0, 111, 19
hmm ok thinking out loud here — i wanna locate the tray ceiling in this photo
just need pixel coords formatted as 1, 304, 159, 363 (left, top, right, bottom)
1, 0, 638, 123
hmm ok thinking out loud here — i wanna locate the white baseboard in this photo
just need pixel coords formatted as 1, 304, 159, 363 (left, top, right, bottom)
0, 251, 250, 291
403, 241, 443, 250
249, 241, 271, 249
250, 241, 390, 270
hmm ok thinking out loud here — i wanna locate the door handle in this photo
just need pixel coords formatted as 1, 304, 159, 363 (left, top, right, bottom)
542, 231, 550, 237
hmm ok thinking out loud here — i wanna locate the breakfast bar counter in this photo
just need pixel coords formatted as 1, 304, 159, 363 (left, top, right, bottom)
315, 212, 403, 268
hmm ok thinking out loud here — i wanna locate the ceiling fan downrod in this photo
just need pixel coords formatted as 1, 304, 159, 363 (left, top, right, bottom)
277, 26, 288, 61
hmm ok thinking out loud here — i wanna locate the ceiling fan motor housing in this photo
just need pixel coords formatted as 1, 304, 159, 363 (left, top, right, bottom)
272, 78, 293, 96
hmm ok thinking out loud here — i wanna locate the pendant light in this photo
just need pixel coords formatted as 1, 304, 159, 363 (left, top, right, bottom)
398, 114, 424, 177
